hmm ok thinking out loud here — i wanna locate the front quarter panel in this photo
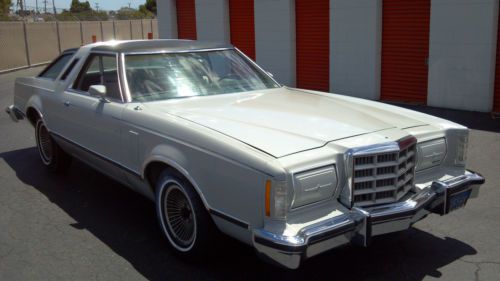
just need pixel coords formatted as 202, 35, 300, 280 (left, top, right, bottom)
121, 104, 286, 244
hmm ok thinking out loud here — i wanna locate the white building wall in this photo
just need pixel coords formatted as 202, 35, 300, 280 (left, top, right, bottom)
254, 0, 296, 87
330, 0, 381, 100
428, 0, 498, 112
195, 0, 230, 43
157, 0, 178, 39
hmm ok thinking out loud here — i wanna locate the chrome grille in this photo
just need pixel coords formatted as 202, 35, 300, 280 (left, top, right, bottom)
352, 139, 416, 207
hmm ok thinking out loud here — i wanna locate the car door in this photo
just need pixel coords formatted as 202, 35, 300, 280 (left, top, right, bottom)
60, 52, 127, 180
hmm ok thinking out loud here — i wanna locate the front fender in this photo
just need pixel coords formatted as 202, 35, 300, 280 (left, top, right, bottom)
141, 144, 211, 210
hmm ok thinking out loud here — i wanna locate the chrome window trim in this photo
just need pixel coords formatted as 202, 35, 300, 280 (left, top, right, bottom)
122, 47, 233, 55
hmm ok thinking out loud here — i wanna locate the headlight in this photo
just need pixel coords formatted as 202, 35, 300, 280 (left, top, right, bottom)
455, 133, 468, 166
291, 165, 337, 208
416, 138, 446, 171
265, 180, 288, 219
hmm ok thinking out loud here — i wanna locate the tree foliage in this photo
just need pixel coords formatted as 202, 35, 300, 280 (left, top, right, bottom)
70, 0, 91, 13
0, 0, 12, 19
139, 0, 156, 15
116, 7, 153, 20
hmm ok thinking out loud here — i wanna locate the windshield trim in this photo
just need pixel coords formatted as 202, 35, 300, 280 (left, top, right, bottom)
121, 48, 281, 103
122, 47, 234, 55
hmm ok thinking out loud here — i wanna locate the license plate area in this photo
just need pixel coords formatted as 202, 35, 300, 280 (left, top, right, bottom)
447, 189, 472, 213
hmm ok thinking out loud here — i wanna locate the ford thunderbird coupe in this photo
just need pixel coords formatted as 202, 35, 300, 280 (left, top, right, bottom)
6, 40, 484, 269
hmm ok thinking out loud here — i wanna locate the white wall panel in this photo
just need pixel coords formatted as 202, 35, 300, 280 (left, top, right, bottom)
254, 0, 296, 87
428, 0, 498, 112
157, 0, 178, 39
195, 0, 230, 42
330, 0, 381, 100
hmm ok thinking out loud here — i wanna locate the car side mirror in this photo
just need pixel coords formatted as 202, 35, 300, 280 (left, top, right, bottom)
89, 85, 109, 102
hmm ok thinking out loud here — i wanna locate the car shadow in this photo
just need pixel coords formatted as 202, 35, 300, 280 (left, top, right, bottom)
1, 147, 478, 281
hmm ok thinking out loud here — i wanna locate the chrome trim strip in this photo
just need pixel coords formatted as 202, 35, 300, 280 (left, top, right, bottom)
122, 47, 233, 55
209, 209, 250, 229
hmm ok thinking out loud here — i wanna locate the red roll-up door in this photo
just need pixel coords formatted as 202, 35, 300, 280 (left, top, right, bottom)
381, 0, 430, 103
176, 0, 197, 40
493, 7, 500, 113
229, 0, 255, 60
295, 0, 329, 92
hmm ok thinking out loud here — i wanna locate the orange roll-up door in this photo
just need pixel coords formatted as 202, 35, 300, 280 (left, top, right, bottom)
381, 0, 430, 103
295, 0, 329, 92
176, 0, 197, 40
229, 0, 256, 60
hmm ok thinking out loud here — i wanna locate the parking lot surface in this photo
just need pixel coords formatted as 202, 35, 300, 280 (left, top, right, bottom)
0, 67, 499, 281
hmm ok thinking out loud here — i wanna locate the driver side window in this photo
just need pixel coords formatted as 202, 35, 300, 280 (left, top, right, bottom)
73, 54, 122, 101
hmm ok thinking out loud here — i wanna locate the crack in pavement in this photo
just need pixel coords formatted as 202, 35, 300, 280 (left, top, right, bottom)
459, 258, 500, 281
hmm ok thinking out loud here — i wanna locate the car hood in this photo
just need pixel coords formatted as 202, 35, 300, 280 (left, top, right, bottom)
145, 87, 427, 157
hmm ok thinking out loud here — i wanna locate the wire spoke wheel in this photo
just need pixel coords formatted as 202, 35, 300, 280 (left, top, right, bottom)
37, 121, 53, 164
164, 185, 196, 249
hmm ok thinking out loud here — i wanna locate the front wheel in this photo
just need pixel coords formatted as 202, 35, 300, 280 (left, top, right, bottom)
35, 119, 71, 173
155, 171, 215, 258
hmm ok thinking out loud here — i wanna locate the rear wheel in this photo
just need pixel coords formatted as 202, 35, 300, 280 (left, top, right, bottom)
155, 171, 215, 258
35, 119, 71, 173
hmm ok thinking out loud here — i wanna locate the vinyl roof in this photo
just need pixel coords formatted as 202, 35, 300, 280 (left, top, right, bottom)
89, 39, 233, 53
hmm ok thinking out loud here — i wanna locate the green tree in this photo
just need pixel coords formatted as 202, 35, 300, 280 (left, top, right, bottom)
0, 0, 12, 19
139, 0, 156, 15
116, 7, 150, 20
70, 0, 91, 13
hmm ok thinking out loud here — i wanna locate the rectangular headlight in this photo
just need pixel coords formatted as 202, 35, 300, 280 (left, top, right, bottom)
416, 138, 446, 171
291, 165, 337, 208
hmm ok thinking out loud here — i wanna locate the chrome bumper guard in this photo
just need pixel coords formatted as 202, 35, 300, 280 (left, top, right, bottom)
253, 170, 484, 269
5, 105, 24, 122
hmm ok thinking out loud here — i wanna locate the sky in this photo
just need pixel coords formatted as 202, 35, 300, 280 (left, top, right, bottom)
22, 0, 146, 11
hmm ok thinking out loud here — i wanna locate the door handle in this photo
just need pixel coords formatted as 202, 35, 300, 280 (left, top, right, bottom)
63, 101, 70, 107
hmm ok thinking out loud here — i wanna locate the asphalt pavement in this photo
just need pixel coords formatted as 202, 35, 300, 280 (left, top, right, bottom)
0, 67, 499, 281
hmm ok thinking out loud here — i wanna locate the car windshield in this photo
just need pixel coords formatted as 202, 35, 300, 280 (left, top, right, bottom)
124, 49, 280, 102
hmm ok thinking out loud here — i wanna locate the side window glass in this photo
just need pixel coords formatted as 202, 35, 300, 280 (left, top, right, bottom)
74, 55, 101, 92
73, 54, 121, 101
39, 53, 73, 80
60, 58, 79, 80
101, 56, 121, 100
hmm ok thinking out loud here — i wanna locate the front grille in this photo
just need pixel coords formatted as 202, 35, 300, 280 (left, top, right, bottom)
352, 138, 417, 207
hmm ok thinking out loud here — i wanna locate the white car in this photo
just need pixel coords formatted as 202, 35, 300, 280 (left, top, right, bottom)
6, 40, 485, 269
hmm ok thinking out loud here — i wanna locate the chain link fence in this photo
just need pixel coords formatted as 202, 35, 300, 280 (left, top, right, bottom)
0, 19, 158, 73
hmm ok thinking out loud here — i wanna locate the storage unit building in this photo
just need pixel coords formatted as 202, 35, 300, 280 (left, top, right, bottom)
158, 0, 500, 113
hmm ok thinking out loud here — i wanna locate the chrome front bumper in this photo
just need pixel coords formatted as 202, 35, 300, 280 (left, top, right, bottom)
5, 105, 24, 122
253, 170, 485, 269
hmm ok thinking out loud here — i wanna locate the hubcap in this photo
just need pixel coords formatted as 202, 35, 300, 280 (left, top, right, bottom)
164, 185, 196, 248
37, 123, 53, 164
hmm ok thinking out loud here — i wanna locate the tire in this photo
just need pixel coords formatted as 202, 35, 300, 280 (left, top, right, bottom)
35, 119, 71, 173
155, 170, 215, 259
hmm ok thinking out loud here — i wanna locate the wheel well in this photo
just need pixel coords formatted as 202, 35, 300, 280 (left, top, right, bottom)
145, 161, 184, 192
26, 107, 40, 126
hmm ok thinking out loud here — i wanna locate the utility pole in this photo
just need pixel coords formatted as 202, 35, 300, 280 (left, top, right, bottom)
35, 0, 38, 13
43, 0, 47, 14
16, 0, 23, 12
52, 0, 56, 15
94, 2, 99, 12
